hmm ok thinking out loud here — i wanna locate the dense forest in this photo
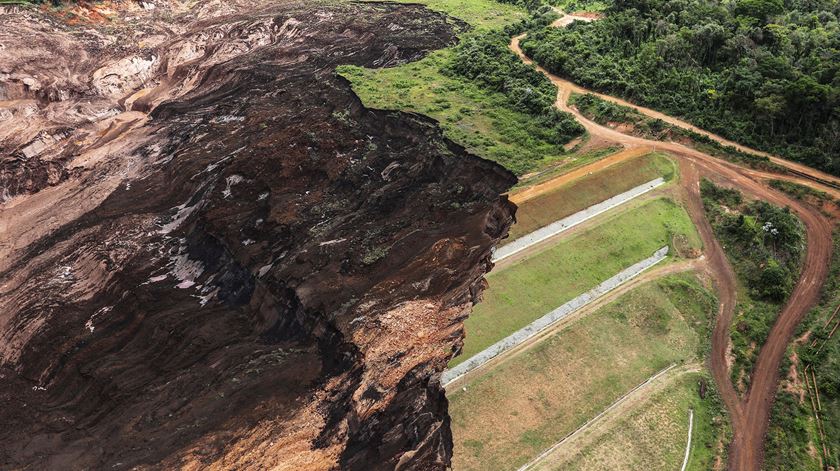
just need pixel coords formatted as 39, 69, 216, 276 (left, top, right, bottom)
521, 0, 840, 175
446, 26, 585, 148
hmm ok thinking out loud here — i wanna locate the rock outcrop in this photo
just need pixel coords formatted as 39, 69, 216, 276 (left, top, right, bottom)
0, 2, 515, 469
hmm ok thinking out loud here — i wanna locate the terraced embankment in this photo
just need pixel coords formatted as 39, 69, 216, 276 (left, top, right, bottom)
0, 3, 517, 469
512, 15, 834, 470
505, 151, 674, 242
444, 245, 668, 385
449, 273, 717, 471
454, 197, 700, 364
493, 178, 665, 262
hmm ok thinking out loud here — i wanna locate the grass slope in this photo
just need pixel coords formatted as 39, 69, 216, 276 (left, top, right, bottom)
544, 372, 726, 471
453, 196, 701, 365
339, 56, 568, 175
392, 0, 528, 30
338, 1, 589, 176
506, 151, 675, 243
764, 227, 840, 470
449, 273, 717, 471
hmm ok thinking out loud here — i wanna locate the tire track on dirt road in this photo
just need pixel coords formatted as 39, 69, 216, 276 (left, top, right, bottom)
680, 160, 742, 424
511, 20, 835, 470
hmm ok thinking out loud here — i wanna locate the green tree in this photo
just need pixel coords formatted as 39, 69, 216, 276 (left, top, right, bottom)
735, 0, 785, 23
753, 258, 792, 301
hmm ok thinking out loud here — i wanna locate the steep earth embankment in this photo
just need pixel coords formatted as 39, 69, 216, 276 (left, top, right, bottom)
0, 2, 515, 469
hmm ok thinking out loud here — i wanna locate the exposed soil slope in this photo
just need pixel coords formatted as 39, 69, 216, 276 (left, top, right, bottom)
0, 2, 514, 469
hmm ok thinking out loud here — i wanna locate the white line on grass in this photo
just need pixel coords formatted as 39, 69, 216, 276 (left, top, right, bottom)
516, 364, 678, 471
493, 177, 665, 263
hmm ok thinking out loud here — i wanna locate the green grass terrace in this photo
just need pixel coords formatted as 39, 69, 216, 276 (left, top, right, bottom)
449, 273, 720, 470
452, 196, 702, 366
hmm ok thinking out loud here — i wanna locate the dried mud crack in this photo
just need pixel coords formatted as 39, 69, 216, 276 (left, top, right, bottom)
0, 2, 515, 470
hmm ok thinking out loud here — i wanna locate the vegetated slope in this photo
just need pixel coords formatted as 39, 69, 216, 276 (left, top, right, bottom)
763, 227, 840, 470
700, 180, 806, 393
0, 2, 515, 469
510, 10, 835, 469
339, 3, 584, 176
521, 0, 840, 175
505, 151, 674, 242
545, 372, 724, 471
454, 196, 700, 364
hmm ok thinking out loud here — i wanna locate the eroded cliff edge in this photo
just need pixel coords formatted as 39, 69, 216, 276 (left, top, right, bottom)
0, 2, 516, 469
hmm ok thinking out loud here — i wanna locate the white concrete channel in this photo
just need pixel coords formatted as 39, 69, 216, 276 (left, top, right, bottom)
442, 246, 670, 386
680, 409, 695, 471
492, 177, 666, 263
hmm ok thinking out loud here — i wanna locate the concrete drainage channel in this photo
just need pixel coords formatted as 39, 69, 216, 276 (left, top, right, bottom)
493, 177, 666, 263
443, 246, 670, 386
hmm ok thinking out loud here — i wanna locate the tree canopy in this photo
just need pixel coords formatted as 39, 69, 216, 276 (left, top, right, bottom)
522, 0, 840, 175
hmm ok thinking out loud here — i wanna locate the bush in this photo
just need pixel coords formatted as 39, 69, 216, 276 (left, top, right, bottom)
700, 179, 742, 208
447, 30, 584, 145
752, 259, 792, 302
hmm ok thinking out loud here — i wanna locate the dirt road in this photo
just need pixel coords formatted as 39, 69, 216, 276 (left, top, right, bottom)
511, 34, 840, 197
680, 160, 743, 423
511, 20, 835, 471
688, 147, 834, 471
513, 28, 840, 191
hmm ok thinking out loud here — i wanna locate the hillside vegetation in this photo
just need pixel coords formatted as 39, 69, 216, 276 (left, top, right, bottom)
339, 2, 585, 176
449, 274, 719, 471
521, 0, 840, 175
701, 180, 805, 391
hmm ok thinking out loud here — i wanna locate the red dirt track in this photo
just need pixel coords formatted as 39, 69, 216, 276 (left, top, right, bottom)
511, 30, 835, 471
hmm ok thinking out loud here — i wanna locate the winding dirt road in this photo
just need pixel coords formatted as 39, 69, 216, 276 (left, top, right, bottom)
511, 33, 840, 198
511, 18, 835, 471
680, 160, 742, 423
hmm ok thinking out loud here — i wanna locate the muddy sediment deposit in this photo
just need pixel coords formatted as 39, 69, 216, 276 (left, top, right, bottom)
0, 2, 516, 469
